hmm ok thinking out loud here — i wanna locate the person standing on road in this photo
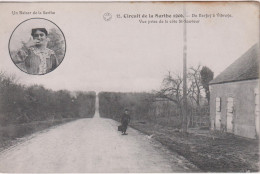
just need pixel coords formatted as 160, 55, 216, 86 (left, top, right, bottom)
121, 109, 131, 135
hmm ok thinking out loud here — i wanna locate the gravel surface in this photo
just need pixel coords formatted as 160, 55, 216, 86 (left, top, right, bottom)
0, 112, 196, 173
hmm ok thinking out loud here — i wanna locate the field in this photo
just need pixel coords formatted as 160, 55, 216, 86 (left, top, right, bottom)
130, 121, 259, 172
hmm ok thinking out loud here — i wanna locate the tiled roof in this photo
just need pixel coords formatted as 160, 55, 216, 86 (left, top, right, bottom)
210, 44, 259, 85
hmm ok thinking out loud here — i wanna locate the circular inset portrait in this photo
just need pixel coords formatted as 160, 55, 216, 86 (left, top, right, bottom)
9, 18, 66, 75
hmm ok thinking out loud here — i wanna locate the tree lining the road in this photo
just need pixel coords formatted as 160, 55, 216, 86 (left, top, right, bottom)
98, 65, 214, 129
0, 72, 96, 126
98, 92, 184, 128
156, 65, 214, 128
200, 66, 214, 104
98, 92, 153, 122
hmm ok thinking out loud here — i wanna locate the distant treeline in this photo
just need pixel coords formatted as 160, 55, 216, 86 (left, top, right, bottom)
98, 92, 185, 127
98, 91, 210, 128
0, 72, 96, 126
98, 92, 153, 122
98, 63, 214, 128
98, 66, 213, 128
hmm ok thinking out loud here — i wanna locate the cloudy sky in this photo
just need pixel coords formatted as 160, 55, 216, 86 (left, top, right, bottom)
0, 2, 258, 92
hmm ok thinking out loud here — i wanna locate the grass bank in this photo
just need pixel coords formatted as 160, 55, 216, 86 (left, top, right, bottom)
130, 121, 259, 172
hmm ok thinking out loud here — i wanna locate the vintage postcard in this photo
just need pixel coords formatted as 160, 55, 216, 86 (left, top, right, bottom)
0, 1, 259, 173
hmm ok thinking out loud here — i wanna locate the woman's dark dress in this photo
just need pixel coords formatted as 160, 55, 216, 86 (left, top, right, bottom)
121, 113, 130, 133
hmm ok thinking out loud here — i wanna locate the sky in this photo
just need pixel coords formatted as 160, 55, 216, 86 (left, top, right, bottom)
0, 2, 259, 93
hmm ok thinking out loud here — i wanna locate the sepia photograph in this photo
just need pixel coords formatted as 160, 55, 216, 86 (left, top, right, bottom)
9, 18, 66, 75
0, 1, 259, 173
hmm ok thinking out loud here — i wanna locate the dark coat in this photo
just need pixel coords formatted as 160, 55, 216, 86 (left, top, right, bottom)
121, 113, 130, 132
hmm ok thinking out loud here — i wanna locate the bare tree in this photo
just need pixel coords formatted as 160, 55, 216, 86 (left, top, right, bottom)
156, 72, 188, 129
157, 72, 183, 106
188, 65, 204, 107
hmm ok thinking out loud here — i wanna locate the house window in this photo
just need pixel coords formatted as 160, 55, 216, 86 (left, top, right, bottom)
216, 97, 221, 112
255, 88, 259, 115
255, 88, 259, 137
227, 97, 234, 113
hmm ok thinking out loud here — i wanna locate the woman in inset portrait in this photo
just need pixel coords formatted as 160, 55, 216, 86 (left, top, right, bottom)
15, 28, 58, 75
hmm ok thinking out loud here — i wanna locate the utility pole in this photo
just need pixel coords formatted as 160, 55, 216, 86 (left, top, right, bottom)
182, 3, 188, 133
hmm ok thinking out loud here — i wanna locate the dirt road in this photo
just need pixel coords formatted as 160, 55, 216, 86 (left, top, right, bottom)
0, 111, 197, 173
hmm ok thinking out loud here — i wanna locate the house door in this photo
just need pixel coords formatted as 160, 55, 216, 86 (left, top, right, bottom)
255, 88, 259, 137
226, 97, 234, 133
215, 98, 221, 130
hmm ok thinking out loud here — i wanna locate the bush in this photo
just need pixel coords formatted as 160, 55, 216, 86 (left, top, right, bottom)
0, 72, 96, 126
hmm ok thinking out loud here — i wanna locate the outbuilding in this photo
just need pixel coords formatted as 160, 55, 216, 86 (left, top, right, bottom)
209, 44, 259, 139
